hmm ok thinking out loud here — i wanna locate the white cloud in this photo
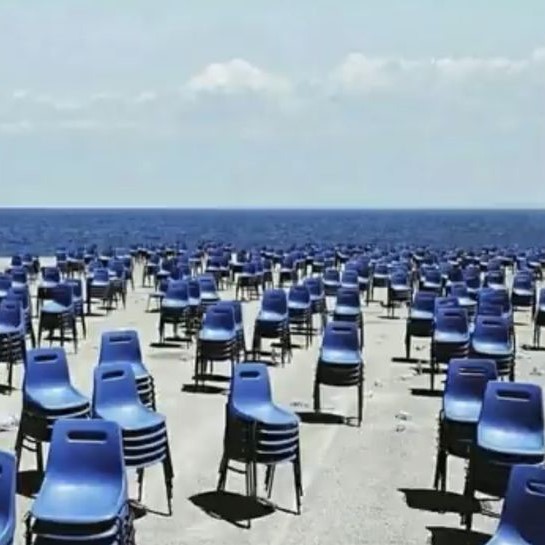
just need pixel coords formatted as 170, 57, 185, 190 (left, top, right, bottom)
186, 58, 291, 96
0, 120, 34, 133
132, 91, 158, 104
329, 48, 545, 94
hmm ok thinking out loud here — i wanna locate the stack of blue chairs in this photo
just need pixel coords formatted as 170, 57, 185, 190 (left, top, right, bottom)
333, 288, 364, 349
215, 300, 246, 361
36, 267, 60, 313
217, 363, 303, 514
93, 363, 174, 515
314, 322, 364, 425
5, 284, 35, 348
340, 269, 359, 290
463, 381, 544, 530
511, 271, 535, 312
420, 267, 443, 294
0, 299, 26, 391
405, 291, 436, 359
252, 289, 291, 364
159, 280, 189, 344
433, 358, 497, 492
37, 283, 78, 353
195, 304, 238, 386
471, 315, 515, 380
303, 277, 327, 333
86, 267, 114, 315
484, 464, 545, 545
99, 330, 156, 410
448, 282, 477, 320
14, 347, 90, 473
430, 307, 470, 390
236, 262, 259, 301
323, 268, 340, 297
198, 275, 220, 306
0, 450, 16, 545
64, 277, 87, 338
534, 288, 545, 348
0, 274, 11, 303
386, 270, 411, 317
278, 255, 297, 287
287, 285, 313, 349
25, 419, 135, 544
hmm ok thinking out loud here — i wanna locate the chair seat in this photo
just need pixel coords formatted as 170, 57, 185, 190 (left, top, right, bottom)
288, 302, 311, 311
199, 328, 236, 343
472, 341, 513, 357
444, 398, 482, 423
161, 298, 187, 310
0, 324, 23, 335
320, 348, 362, 366
95, 404, 165, 432
257, 311, 287, 323
434, 331, 469, 344
26, 386, 89, 412
409, 309, 434, 321
232, 403, 299, 427
478, 430, 544, 458
334, 305, 360, 317
39, 282, 58, 290
41, 302, 71, 315
32, 482, 126, 525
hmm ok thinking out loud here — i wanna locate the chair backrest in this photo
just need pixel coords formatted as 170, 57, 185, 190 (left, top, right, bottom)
444, 358, 497, 406
341, 270, 359, 285
412, 291, 436, 312
390, 271, 409, 286
261, 289, 288, 315
497, 464, 545, 545
335, 287, 360, 309
202, 305, 236, 331
424, 269, 442, 284
64, 278, 83, 298
41, 267, 61, 284
50, 283, 74, 307
539, 288, 545, 307
0, 274, 12, 292
0, 450, 16, 527
46, 418, 125, 484
198, 275, 218, 294
513, 272, 534, 291
93, 361, 141, 409
229, 362, 272, 406
10, 267, 27, 284
215, 300, 243, 327
476, 302, 503, 317
303, 277, 324, 297
165, 279, 188, 301
322, 321, 360, 352
478, 381, 544, 453
485, 269, 505, 286
93, 268, 110, 283
473, 315, 510, 344
434, 296, 460, 314
24, 347, 71, 390
0, 300, 23, 328
435, 307, 469, 334
448, 282, 469, 298
288, 285, 311, 305
99, 330, 142, 365
323, 268, 340, 283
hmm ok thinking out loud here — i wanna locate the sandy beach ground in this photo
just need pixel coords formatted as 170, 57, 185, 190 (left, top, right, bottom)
1, 258, 544, 545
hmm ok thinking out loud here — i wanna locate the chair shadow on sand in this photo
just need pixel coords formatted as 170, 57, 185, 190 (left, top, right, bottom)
399, 488, 479, 515
296, 410, 357, 426
427, 526, 491, 545
189, 491, 275, 529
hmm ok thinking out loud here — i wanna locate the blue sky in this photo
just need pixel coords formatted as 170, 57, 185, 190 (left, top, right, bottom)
0, 1, 544, 207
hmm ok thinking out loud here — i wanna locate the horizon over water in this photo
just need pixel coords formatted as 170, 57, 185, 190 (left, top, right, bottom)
0, 208, 544, 255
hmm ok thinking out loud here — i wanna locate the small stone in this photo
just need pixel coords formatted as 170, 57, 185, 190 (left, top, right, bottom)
395, 424, 406, 432
530, 367, 544, 376
395, 411, 411, 421
373, 379, 383, 388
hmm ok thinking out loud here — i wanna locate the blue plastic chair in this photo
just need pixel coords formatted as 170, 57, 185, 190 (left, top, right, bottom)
252, 289, 291, 364
433, 358, 497, 492
36, 267, 61, 314
38, 283, 78, 353
26, 418, 133, 543
484, 269, 506, 290
448, 282, 477, 319
484, 464, 545, 545
4, 285, 35, 348
236, 262, 259, 301
159, 279, 190, 344
64, 277, 87, 338
195, 304, 238, 386
0, 299, 26, 391
99, 330, 156, 410
386, 270, 411, 318
511, 272, 535, 312
430, 307, 470, 390
215, 300, 246, 360
288, 285, 313, 349
333, 287, 364, 348
463, 381, 545, 531
323, 268, 340, 297
303, 276, 327, 332
471, 315, 514, 381
420, 268, 443, 294
86, 267, 114, 315
534, 288, 545, 347
15, 347, 90, 474
198, 275, 220, 307
92, 363, 173, 514
314, 322, 364, 425
0, 451, 16, 545
405, 291, 436, 359
217, 363, 302, 517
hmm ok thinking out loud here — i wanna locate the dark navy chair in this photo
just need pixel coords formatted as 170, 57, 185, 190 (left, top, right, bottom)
433, 358, 497, 492
215, 300, 246, 361
314, 322, 364, 425
198, 274, 220, 307
99, 330, 156, 410
252, 289, 291, 364
333, 287, 364, 349
463, 382, 544, 531
195, 304, 238, 386
323, 268, 340, 297
303, 276, 327, 333
430, 307, 470, 390
0, 451, 16, 545
471, 315, 515, 381
534, 288, 545, 348
484, 464, 545, 545
0, 299, 26, 391
288, 285, 313, 349
405, 291, 436, 359
93, 363, 174, 515
25, 418, 134, 544
159, 280, 189, 344
86, 267, 114, 315
511, 272, 535, 313
5, 285, 35, 348
217, 363, 302, 517
386, 270, 411, 318
14, 347, 90, 473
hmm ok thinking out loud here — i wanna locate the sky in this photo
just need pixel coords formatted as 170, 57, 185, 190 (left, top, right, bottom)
0, 1, 544, 208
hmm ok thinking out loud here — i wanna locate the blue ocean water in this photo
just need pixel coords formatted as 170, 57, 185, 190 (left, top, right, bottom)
0, 209, 544, 256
